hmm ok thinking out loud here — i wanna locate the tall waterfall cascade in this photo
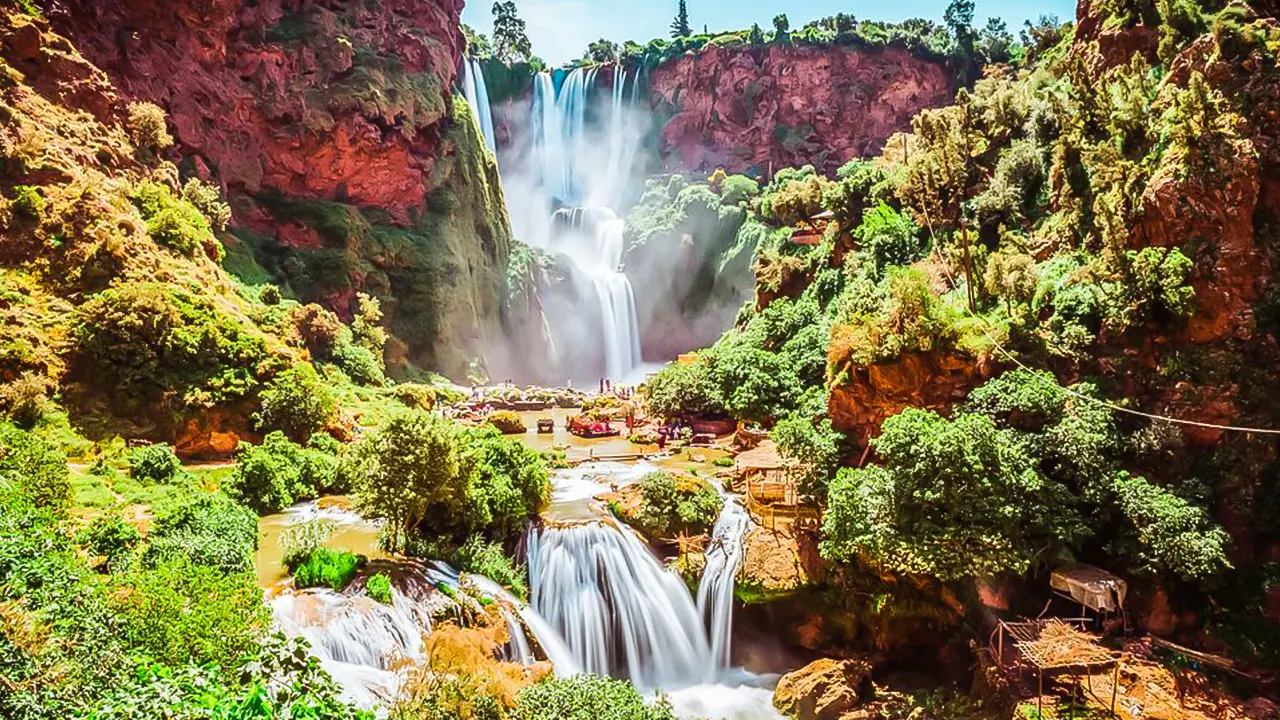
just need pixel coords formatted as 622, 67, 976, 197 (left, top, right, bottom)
524, 66, 646, 382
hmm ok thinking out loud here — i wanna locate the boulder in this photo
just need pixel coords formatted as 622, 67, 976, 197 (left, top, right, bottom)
773, 658, 874, 720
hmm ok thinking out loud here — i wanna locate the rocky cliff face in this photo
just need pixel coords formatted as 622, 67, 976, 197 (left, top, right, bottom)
50, 0, 516, 381
647, 44, 954, 176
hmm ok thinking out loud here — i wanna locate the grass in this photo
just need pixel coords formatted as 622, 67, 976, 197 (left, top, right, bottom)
70, 472, 116, 509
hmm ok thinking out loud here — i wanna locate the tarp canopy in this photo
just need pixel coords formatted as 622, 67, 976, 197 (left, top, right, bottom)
1050, 564, 1127, 613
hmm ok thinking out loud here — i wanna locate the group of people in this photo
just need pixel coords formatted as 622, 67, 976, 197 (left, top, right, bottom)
655, 418, 685, 451
597, 378, 634, 399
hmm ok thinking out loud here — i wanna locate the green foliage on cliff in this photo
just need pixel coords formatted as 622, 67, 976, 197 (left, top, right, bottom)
624, 470, 723, 538
822, 370, 1232, 584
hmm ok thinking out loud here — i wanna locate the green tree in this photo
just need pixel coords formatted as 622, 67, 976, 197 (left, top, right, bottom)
351, 292, 388, 368
1113, 473, 1231, 583
255, 363, 336, 442
586, 38, 620, 63
128, 443, 183, 485
492, 1, 533, 63
821, 408, 1088, 580
944, 0, 975, 56
772, 415, 843, 504
773, 14, 791, 39
343, 410, 465, 552
671, 0, 691, 39
978, 17, 1014, 63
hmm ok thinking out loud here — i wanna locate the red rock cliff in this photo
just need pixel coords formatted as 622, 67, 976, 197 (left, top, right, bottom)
648, 44, 954, 176
52, 0, 464, 221
49, 0, 520, 382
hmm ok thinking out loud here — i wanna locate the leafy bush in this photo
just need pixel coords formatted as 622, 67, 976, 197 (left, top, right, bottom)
77, 513, 141, 568
856, 202, 925, 275
453, 535, 528, 599
126, 102, 174, 151
631, 471, 723, 537
0, 371, 50, 427
181, 178, 232, 232
487, 409, 526, 434
130, 181, 216, 257
106, 558, 269, 667
255, 363, 336, 442
293, 548, 362, 591
11, 184, 44, 221
229, 431, 339, 514
0, 423, 70, 514
513, 674, 675, 720
772, 415, 843, 503
333, 341, 385, 386
1113, 472, 1231, 582
645, 360, 726, 419
144, 493, 258, 574
366, 572, 393, 604
127, 443, 183, 485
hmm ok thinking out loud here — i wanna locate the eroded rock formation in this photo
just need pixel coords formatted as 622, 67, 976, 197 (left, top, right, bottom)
648, 45, 954, 176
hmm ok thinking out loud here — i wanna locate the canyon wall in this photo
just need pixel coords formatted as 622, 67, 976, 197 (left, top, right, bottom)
51, 0, 515, 381
647, 44, 955, 177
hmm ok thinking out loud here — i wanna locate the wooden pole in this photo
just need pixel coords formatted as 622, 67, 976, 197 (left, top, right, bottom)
1038, 668, 1043, 720
1110, 661, 1120, 717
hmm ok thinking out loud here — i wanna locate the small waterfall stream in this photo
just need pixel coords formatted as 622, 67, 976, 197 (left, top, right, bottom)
461, 57, 497, 153
266, 464, 775, 718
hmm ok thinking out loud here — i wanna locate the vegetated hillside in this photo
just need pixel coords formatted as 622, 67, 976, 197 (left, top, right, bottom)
47, 0, 521, 382
647, 0, 1280, 666
0, 8, 447, 453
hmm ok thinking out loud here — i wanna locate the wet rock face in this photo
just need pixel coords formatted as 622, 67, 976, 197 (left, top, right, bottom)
773, 658, 874, 720
648, 45, 954, 176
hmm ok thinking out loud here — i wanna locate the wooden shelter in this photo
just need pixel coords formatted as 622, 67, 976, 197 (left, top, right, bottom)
734, 441, 797, 505
993, 619, 1123, 718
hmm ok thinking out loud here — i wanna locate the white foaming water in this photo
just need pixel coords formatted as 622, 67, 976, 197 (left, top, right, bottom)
697, 494, 750, 678
461, 57, 497, 153
527, 521, 712, 689
270, 585, 433, 708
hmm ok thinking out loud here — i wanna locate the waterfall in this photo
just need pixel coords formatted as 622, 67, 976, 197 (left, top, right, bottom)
527, 521, 713, 690
524, 66, 644, 383
461, 57, 497, 153
696, 496, 750, 679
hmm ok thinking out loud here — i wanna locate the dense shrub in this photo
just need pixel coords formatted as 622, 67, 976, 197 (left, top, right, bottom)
487, 409, 526, 434
0, 371, 51, 427
127, 444, 183, 485
345, 411, 548, 553
0, 423, 70, 514
229, 431, 340, 514
77, 513, 141, 568
366, 572, 393, 604
130, 181, 217, 257
144, 493, 258, 574
255, 363, 336, 442
513, 674, 675, 720
645, 360, 726, 419
126, 102, 174, 151
630, 471, 723, 538
333, 342, 385, 386
181, 178, 232, 232
293, 548, 362, 591
106, 558, 269, 667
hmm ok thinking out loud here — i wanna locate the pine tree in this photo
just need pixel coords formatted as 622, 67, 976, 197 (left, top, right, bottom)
670, 0, 691, 39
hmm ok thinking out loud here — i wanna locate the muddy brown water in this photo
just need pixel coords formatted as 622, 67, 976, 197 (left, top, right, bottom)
254, 411, 733, 588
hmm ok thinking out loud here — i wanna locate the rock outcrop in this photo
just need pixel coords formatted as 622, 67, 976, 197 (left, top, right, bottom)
826, 350, 988, 440
648, 45, 954, 176
773, 658, 874, 720
50, 0, 519, 381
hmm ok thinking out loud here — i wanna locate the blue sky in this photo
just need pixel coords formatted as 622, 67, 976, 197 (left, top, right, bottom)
462, 0, 1077, 66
